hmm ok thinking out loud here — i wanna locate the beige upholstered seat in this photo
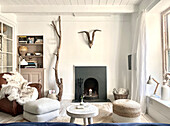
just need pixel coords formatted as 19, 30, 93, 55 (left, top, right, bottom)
112, 99, 141, 122
23, 98, 60, 122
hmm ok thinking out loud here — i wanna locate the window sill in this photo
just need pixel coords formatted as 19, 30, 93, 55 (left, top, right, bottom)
147, 96, 170, 123
148, 96, 170, 108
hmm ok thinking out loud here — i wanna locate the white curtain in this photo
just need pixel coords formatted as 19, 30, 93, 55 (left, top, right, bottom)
131, 11, 147, 113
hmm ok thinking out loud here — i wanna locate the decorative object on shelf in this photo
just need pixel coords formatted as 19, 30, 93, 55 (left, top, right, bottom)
26, 61, 37, 68
18, 36, 27, 43
26, 52, 32, 56
35, 39, 43, 44
20, 58, 28, 66
147, 75, 160, 95
27, 37, 34, 44
19, 46, 28, 56
19, 57, 28, 73
34, 52, 42, 56
78, 29, 101, 48
51, 16, 63, 101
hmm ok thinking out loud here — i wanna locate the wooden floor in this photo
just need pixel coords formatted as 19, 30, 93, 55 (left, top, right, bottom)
0, 100, 157, 124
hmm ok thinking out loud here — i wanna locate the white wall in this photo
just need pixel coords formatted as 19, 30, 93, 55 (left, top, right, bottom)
146, 12, 162, 96
17, 14, 132, 100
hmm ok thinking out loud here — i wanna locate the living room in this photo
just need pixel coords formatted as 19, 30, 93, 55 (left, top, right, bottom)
0, 0, 170, 125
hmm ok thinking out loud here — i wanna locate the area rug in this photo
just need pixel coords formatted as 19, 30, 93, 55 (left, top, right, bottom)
0, 100, 151, 124
49, 103, 113, 125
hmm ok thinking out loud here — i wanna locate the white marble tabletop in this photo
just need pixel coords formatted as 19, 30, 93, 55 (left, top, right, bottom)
66, 104, 98, 118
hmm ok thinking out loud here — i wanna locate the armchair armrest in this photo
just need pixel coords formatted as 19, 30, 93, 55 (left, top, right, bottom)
28, 83, 42, 98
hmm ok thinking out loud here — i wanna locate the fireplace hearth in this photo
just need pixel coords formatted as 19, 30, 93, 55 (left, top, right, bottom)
74, 66, 109, 102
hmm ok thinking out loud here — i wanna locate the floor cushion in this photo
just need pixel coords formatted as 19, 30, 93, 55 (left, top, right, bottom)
23, 98, 60, 122
112, 99, 141, 122
23, 109, 59, 122
24, 98, 60, 115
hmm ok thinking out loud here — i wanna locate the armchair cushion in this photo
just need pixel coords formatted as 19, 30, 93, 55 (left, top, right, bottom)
28, 83, 42, 98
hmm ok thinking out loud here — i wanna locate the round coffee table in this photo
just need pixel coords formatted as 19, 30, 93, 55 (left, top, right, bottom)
66, 104, 98, 126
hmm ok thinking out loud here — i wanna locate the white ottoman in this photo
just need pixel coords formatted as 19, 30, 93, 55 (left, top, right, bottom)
112, 99, 141, 123
23, 98, 60, 122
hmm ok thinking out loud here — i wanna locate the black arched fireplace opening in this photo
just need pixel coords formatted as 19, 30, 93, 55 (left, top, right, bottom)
84, 78, 99, 100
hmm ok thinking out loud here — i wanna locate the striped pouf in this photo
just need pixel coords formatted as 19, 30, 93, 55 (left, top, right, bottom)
112, 99, 141, 123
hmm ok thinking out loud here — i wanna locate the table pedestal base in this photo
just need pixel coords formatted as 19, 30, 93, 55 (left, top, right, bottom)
70, 117, 93, 126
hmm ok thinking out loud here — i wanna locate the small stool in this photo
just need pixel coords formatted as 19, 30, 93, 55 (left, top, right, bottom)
112, 99, 141, 123
23, 98, 60, 122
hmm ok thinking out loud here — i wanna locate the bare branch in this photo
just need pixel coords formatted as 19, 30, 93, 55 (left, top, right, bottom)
51, 16, 63, 101
52, 21, 60, 38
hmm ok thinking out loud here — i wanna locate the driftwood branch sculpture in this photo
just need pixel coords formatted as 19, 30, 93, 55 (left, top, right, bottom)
78, 29, 101, 48
51, 16, 63, 101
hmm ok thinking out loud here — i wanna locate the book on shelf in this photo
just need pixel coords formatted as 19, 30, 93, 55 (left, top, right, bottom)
19, 41, 27, 44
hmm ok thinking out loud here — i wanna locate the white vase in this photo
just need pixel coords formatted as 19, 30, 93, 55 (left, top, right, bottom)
161, 85, 170, 100
80, 98, 84, 105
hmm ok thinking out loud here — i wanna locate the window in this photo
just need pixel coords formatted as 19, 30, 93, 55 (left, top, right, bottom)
0, 22, 13, 73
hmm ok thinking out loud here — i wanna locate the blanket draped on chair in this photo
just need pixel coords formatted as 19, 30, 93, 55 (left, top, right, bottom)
0, 72, 38, 105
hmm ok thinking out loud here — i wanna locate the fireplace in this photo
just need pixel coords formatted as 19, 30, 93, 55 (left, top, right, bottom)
74, 66, 109, 102
84, 78, 99, 100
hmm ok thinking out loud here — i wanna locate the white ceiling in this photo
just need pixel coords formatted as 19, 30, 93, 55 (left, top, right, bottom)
0, 0, 143, 5
0, 0, 162, 15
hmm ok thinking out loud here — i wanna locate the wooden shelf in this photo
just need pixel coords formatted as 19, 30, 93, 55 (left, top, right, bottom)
20, 68, 45, 70
18, 43, 43, 46
21, 55, 43, 58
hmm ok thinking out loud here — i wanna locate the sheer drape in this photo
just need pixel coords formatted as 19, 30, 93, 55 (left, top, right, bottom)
131, 11, 147, 113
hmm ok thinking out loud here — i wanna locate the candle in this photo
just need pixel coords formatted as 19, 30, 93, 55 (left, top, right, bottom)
89, 89, 92, 96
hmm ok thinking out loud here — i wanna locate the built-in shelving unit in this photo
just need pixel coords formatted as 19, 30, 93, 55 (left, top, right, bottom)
17, 35, 44, 68
17, 35, 44, 96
